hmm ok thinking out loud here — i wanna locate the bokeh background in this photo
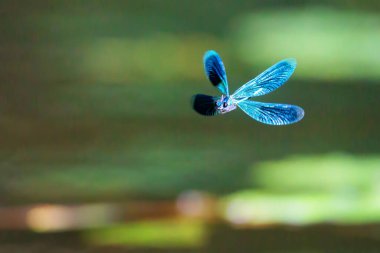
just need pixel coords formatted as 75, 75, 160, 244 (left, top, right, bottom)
0, 0, 380, 252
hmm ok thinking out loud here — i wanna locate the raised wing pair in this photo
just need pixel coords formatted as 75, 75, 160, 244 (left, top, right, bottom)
192, 50, 304, 125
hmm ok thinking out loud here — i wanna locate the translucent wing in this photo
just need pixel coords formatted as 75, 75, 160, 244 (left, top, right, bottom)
232, 59, 296, 100
203, 50, 229, 95
237, 100, 304, 125
191, 94, 220, 116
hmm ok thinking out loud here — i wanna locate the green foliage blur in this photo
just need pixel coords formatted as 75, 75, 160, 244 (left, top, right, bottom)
0, 1, 379, 252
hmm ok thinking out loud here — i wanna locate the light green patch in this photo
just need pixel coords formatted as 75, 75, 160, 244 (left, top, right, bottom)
222, 153, 380, 224
252, 153, 380, 192
82, 34, 224, 83
232, 8, 380, 80
84, 219, 206, 248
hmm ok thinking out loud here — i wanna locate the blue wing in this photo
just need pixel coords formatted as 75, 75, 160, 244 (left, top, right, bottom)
203, 50, 229, 95
191, 94, 220, 116
232, 59, 296, 100
237, 100, 304, 125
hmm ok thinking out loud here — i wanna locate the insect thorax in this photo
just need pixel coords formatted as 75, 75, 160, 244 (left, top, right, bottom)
217, 95, 237, 114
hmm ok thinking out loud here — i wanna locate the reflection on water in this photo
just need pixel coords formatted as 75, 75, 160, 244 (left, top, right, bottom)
1, 153, 380, 251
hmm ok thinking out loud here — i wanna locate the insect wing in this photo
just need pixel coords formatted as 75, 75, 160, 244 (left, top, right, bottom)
232, 59, 296, 99
203, 50, 229, 95
237, 100, 304, 125
191, 94, 220, 116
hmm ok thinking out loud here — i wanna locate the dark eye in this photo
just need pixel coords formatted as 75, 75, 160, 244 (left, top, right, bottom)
223, 102, 227, 108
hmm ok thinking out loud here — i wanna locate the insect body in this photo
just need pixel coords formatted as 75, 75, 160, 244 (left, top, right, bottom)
215, 95, 236, 114
192, 50, 304, 125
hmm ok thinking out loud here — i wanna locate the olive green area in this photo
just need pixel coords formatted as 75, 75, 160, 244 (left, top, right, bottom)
1, 1, 379, 202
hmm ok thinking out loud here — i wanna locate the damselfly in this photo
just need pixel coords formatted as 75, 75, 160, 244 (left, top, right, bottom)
192, 50, 304, 125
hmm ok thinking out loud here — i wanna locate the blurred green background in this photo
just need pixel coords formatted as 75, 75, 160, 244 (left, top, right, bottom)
0, 0, 379, 252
